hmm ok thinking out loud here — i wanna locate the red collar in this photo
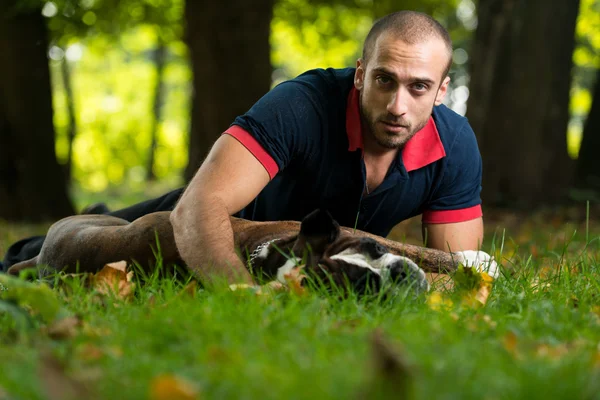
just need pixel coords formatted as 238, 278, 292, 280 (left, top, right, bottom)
345, 87, 446, 172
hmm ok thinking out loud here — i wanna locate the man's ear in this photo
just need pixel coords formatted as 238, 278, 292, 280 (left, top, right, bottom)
292, 209, 340, 261
355, 59, 365, 91
435, 76, 450, 106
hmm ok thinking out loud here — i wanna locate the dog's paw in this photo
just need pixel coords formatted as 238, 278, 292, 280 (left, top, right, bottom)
454, 250, 500, 279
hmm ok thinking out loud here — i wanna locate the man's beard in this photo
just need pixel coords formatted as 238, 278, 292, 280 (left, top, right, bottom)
359, 99, 431, 150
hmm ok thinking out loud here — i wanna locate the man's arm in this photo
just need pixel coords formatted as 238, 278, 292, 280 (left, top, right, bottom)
422, 217, 484, 252
170, 134, 271, 288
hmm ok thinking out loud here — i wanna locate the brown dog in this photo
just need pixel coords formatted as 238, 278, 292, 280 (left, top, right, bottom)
7, 209, 497, 294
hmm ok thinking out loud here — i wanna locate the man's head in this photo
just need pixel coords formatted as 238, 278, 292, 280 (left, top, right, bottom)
354, 11, 453, 150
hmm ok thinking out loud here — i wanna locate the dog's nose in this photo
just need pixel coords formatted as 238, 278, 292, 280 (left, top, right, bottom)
389, 259, 429, 292
353, 268, 382, 295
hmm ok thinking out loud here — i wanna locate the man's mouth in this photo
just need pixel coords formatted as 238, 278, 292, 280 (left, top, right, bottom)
380, 121, 409, 132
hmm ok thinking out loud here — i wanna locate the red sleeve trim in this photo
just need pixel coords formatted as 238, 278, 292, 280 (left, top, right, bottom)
223, 125, 279, 179
422, 205, 483, 224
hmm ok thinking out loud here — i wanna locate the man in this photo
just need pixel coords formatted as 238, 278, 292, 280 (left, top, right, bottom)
169, 11, 484, 287
2, 11, 487, 283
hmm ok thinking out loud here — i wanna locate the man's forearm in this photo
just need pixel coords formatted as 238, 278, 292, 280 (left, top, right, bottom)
170, 196, 254, 288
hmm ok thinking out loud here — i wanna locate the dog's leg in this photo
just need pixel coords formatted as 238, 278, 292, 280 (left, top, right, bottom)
6, 256, 38, 276
340, 227, 461, 274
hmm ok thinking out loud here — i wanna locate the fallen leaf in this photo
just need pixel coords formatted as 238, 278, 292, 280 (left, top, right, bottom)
535, 343, 569, 360
426, 291, 453, 311
77, 344, 106, 362
93, 261, 135, 301
366, 328, 414, 399
474, 277, 492, 306
331, 318, 362, 331
181, 281, 198, 298
458, 271, 494, 308
149, 374, 200, 400
284, 266, 307, 296
38, 352, 93, 400
502, 331, 519, 357
47, 315, 83, 340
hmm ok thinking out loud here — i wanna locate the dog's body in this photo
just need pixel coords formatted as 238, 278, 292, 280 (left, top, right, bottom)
7, 209, 497, 294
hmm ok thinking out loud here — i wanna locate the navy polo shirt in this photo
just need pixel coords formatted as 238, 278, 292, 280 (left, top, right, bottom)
225, 68, 482, 238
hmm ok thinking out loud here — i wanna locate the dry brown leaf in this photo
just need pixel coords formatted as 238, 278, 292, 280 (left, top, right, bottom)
366, 328, 414, 399
38, 352, 93, 400
149, 374, 200, 400
0, 385, 9, 400
535, 343, 569, 360
181, 281, 198, 298
77, 344, 106, 362
502, 331, 519, 357
284, 266, 307, 296
47, 316, 83, 340
93, 261, 135, 300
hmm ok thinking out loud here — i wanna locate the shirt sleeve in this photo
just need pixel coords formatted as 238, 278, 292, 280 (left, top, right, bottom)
224, 79, 326, 175
422, 121, 483, 224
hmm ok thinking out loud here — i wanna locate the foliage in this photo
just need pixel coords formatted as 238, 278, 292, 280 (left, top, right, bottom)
6, 0, 598, 190
569, 0, 600, 158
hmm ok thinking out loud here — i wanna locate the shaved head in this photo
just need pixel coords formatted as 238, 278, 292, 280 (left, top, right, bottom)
362, 11, 453, 78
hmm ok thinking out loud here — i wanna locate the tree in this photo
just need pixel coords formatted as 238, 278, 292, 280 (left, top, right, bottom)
183, 0, 275, 181
0, 2, 75, 221
467, 0, 581, 207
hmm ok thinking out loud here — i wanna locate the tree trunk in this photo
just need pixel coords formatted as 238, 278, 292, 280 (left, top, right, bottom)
146, 36, 167, 182
467, 0, 580, 208
62, 55, 77, 185
576, 68, 600, 190
183, 0, 274, 181
0, 4, 75, 221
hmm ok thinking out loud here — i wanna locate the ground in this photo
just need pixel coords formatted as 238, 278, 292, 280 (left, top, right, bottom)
1, 188, 599, 399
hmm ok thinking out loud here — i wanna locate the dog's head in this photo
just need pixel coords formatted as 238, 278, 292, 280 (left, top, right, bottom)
251, 209, 429, 296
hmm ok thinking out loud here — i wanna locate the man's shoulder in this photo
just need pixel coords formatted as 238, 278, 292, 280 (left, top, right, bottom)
288, 67, 355, 96
432, 104, 469, 135
432, 104, 477, 153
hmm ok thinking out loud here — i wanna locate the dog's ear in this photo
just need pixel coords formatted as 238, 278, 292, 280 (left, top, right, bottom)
292, 209, 340, 263
299, 209, 340, 243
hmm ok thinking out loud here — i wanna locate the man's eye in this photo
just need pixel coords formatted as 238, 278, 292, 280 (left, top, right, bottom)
376, 76, 392, 85
412, 83, 428, 91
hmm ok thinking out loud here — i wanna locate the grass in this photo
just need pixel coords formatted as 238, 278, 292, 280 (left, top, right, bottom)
1, 191, 600, 399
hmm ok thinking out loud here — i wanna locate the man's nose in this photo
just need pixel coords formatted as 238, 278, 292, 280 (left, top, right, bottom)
386, 89, 409, 116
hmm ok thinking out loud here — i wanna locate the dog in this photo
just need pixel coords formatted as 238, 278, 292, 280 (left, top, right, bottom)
6, 209, 498, 295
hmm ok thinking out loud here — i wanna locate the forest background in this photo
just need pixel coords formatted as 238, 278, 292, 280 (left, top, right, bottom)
0, 0, 598, 225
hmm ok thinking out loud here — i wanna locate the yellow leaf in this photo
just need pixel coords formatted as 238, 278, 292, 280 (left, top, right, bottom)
284, 266, 307, 296
502, 331, 519, 357
426, 292, 453, 311
149, 374, 200, 400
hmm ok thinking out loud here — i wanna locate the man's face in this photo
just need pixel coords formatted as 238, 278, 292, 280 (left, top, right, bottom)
354, 33, 451, 150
